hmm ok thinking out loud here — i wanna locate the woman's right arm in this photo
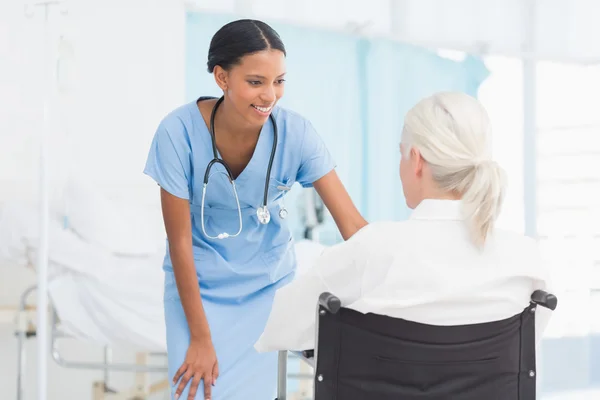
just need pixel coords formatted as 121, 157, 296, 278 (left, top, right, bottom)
161, 188, 210, 341
161, 188, 218, 399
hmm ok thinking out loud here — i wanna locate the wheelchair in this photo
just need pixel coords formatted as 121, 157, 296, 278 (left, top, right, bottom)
275, 290, 557, 400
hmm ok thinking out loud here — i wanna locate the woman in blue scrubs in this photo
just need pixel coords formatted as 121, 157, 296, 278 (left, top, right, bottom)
144, 19, 367, 400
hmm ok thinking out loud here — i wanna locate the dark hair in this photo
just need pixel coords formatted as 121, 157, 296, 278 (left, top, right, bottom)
207, 19, 286, 73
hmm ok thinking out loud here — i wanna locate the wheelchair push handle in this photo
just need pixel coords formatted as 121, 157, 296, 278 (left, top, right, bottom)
530, 290, 558, 311
319, 292, 341, 314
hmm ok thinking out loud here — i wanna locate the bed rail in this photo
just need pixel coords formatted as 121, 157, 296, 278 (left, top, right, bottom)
14, 284, 169, 400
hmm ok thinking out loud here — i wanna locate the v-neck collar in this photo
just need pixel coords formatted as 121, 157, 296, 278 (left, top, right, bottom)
191, 97, 271, 183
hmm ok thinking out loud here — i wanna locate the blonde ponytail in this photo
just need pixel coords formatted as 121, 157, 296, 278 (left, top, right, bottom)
459, 161, 506, 248
402, 92, 507, 248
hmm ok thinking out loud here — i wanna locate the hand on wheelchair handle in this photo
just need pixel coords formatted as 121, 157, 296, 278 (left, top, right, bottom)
172, 338, 219, 400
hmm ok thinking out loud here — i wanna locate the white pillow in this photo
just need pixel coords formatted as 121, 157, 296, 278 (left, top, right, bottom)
64, 179, 165, 255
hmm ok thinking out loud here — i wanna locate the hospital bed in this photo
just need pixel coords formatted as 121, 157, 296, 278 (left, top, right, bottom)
0, 194, 172, 400
10, 284, 170, 400
275, 290, 558, 400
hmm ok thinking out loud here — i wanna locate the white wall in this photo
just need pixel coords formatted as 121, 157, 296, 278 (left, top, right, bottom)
0, 0, 186, 207
0, 0, 185, 398
477, 56, 525, 234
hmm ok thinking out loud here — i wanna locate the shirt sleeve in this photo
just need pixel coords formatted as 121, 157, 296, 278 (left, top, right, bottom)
143, 121, 191, 200
254, 226, 372, 353
295, 119, 336, 188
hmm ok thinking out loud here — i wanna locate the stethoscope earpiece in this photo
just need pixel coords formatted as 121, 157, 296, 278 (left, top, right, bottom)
278, 207, 288, 219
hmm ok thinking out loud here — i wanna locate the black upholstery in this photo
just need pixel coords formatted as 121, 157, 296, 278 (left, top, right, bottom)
276, 291, 557, 400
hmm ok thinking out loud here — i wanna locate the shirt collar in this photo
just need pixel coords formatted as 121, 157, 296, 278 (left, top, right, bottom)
409, 199, 464, 221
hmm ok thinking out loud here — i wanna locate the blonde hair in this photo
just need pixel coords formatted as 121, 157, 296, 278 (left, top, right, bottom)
401, 92, 506, 248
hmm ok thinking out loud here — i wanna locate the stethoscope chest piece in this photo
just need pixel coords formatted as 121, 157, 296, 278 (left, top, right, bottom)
278, 207, 288, 219
257, 206, 271, 225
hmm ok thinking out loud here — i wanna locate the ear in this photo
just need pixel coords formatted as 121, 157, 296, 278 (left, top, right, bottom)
411, 147, 424, 177
213, 66, 229, 91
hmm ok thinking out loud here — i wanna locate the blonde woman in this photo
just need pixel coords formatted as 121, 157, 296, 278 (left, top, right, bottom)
256, 91, 552, 353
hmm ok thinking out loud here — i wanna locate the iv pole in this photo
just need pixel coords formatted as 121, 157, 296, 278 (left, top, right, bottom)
24, 2, 66, 399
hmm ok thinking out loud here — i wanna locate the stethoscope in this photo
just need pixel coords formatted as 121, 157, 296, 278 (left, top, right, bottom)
201, 96, 287, 240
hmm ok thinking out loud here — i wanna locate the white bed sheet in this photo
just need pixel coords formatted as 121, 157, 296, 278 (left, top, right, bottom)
0, 200, 327, 352
0, 200, 168, 350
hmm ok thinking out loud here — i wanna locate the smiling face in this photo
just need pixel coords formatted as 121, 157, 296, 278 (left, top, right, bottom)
213, 49, 286, 128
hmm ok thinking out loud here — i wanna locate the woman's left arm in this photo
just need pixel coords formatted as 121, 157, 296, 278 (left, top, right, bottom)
313, 170, 368, 240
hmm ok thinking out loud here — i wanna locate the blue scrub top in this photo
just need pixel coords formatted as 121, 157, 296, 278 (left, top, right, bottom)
144, 98, 336, 301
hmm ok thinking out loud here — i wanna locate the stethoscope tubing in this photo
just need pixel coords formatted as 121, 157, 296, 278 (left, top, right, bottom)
201, 96, 279, 239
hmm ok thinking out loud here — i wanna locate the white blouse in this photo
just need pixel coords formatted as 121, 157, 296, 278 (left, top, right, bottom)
255, 199, 553, 352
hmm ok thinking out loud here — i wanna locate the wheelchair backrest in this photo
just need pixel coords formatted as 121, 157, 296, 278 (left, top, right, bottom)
313, 303, 538, 400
